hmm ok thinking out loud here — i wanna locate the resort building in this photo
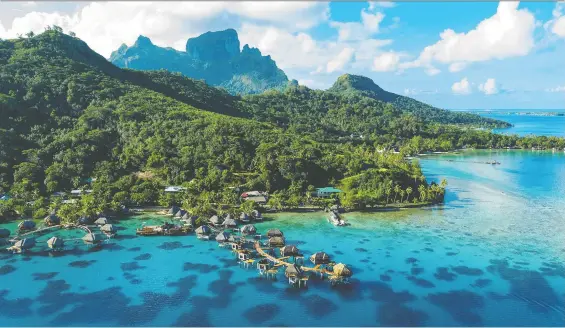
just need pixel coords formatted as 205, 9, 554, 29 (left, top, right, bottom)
314, 187, 342, 198
70, 189, 92, 197
241, 191, 268, 204
164, 186, 187, 193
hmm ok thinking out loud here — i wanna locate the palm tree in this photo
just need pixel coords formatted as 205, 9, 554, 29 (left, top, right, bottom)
418, 185, 426, 202
399, 189, 406, 203
406, 187, 413, 202
393, 184, 401, 203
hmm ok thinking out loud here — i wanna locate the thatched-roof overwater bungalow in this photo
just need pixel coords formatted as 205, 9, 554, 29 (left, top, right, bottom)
100, 224, 118, 236
0, 228, 10, 238
241, 224, 257, 236
174, 209, 187, 219
195, 225, 212, 240
239, 212, 250, 223
266, 229, 283, 238
44, 214, 61, 226
223, 218, 237, 228
280, 245, 300, 257
310, 252, 331, 265
209, 215, 223, 226
252, 210, 263, 221
94, 217, 108, 226
215, 231, 230, 243
268, 236, 285, 247
181, 213, 197, 227
285, 263, 308, 287
167, 206, 180, 216
10, 238, 36, 253
18, 220, 36, 232
82, 233, 104, 245
329, 263, 353, 285
47, 236, 65, 250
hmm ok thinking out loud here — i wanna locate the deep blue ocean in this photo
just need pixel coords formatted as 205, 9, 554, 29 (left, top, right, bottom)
477, 110, 565, 137
0, 116, 564, 326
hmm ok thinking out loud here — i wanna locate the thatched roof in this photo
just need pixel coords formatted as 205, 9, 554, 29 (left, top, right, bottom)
215, 231, 230, 242
223, 218, 237, 227
82, 233, 102, 244
47, 236, 64, 249
100, 224, 117, 233
239, 212, 249, 220
310, 252, 331, 265
195, 225, 211, 235
241, 224, 256, 235
281, 245, 300, 256
285, 264, 303, 277
209, 215, 223, 225
268, 236, 285, 247
94, 217, 108, 225
14, 238, 36, 249
18, 220, 36, 230
266, 229, 283, 238
168, 206, 180, 215
0, 228, 10, 238
225, 213, 234, 221
44, 214, 60, 225
174, 210, 186, 218
251, 209, 260, 217
332, 263, 353, 277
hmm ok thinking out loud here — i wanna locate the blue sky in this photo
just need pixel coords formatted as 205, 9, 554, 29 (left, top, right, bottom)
0, 1, 564, 110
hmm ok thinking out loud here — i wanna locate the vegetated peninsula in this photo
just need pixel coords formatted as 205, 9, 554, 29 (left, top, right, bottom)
1, 28, 564, 224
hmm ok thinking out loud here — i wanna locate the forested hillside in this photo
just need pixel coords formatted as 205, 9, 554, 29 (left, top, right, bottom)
1, 30, 563, 223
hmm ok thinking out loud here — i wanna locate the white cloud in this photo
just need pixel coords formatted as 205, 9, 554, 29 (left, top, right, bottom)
425, 66, 441, 76
327, 47, 355, 73
0, 1, 330, 57
546, 85, 565, 92
452, 77, 472, 95
368, 2, 396, 10
448, 62, 467, 73
403, 2, 536, 73
547, 2, 565, 37
330, 6, 385, 41
478, 78, 498, 95
372, 51, 400, 72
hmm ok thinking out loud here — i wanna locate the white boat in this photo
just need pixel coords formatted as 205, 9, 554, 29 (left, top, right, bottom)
328, 211, 346, 226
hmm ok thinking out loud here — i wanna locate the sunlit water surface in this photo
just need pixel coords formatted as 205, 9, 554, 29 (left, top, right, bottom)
1, 150, 564, 326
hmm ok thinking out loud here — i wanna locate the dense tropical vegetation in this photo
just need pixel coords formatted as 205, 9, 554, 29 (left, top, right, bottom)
0, 29, 563, 224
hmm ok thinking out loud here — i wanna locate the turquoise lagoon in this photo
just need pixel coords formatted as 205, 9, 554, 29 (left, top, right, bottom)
1, 150, 564, 326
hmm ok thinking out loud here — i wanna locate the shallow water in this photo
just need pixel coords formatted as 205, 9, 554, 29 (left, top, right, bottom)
479, 112, 565, 137
1, 150, 564, 326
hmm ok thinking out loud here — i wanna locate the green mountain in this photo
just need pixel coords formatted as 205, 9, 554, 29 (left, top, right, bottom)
328, 74, 510, 127
109, 29, 289, 95
1, 30, 562, 222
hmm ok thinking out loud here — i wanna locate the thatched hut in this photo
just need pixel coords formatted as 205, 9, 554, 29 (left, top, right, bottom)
280, 245, 300, 257
181, 213, 197, 226
241, 224, 257, 235
14, 238, 36, 250
94, 217, 108, 226
18, 220, 36, 231
285, 264, 303, 278
225, 213, 234, 221
0, 228, 10, 238
239, 212, 250, 222
215, 231, 230, 243
100, 224, 117, 235
332, 263, 353, 277
167, 206, 180, 215
195, 225, 211, 236
310, 252, 331, 265
266, 229, 283, 238
222, 218, 237, 228
174, 209, 186, 219
268, 236, 285, 247
252, 210, 262, 219
44, 214, 61, 226
82, 233, 103, 245
47, 236, 65, 250
209, 215, 223, 226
